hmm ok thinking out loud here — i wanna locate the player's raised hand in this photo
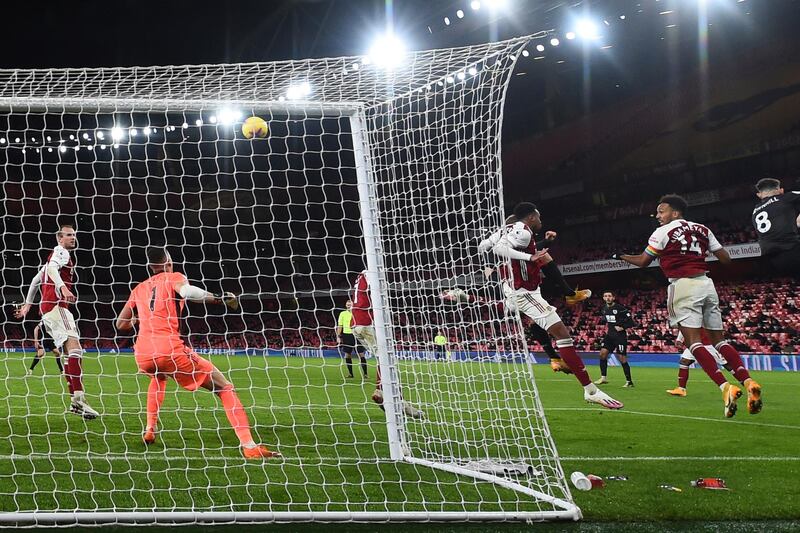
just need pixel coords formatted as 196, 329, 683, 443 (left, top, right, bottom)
544, 230, 557, 241
60, 286, 77, 304
529, 248, 550, 263
14, 303, 31, 319
216, 292, 240, 311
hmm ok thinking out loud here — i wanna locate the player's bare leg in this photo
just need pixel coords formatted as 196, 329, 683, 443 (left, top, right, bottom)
706, 329, 762, 414
594, 348, 610, 384
547, 322, 622, 410
144, 374, 168, 444
203, 368, 280, 459
63, 337, 99, 420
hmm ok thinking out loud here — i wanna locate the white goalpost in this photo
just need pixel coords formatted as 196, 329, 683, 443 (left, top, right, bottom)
0, 34, 580, 525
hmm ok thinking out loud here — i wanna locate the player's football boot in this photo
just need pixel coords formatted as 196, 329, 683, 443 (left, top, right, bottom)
744, 379, 762, 415
593, 376, 609, 385
565, 288, 592, 306
70, 395, 100, 420
722, 383, 742, 418
402, 401, 425, 420
666, 387, 687, 397
549, 358, 573, 374
242, 445, 282, 460
584, 388, 623, 410
623, 381, 635, 388
143, 428, 157, 445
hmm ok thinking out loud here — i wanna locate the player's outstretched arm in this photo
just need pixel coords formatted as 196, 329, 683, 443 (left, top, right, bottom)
116, 304, 138, 332
614, 252, 655, 268
174, 279, 239, 310
15, 266, 45, 319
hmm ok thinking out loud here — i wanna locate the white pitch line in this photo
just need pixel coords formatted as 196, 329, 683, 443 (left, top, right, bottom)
1, 454, 797, 463
547, 407, 800, 430
559, 456, 800, 462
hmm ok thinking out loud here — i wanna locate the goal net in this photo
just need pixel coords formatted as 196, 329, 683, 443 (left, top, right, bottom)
0, 34, 579, 525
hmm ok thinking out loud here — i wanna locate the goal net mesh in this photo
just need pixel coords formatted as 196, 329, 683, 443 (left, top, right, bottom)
0, 35, 576, 523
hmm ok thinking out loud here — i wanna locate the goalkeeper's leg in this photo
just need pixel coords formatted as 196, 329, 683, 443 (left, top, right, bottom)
144, 374, 168, 444
202, 366, 281, 459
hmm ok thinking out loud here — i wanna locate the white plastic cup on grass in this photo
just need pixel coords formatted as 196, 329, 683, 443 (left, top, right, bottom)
570, 471, 592, 491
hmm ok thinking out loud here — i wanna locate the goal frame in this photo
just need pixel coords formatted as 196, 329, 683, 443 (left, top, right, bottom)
0, 44, 582, 524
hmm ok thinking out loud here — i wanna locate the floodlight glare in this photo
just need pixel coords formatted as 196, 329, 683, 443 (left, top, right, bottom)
566, 31, 576, 40
470, 1, 481, 10
575, 19, 601, 40
286, 82, 312, 100
536, 44, 545, 52
218, 108, 243, 125
456, 9, 465, 18
111, 127, 124, 141
368, 33, 407, 69
444, 16, 450, 25
550, 37, 560, 46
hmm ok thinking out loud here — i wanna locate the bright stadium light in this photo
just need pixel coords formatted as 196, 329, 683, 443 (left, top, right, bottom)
195, 119, 203, 126
456, 9, 465, 18
575, 19, 601, 40
566, 31, 576, 40
0, 138, 5, 144
111, 127, 124, 140
130, 128, 138, 136
536, 44, 545, 52
217, 108, 242, 125
522, 49, 530, 57
471, 1, 481, 10
550, 37, 560, 46
96, 131, 105, 140
182, 122, 189, 129
444, 16, 450, 25
468, 66, 478, 75
59, 145, 67, 153
286, 82, 312, 100
368, 33, 407, 69
82, 132, 90, 140
209, 115, 217, 124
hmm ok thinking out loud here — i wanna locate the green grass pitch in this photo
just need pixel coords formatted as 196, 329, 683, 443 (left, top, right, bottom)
0, 351, 797, 523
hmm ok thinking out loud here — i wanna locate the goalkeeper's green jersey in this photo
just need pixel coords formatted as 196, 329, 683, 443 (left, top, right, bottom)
434, 334, 447, 346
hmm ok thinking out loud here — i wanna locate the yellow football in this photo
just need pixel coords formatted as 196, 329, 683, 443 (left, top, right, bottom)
242, 116, 269, 139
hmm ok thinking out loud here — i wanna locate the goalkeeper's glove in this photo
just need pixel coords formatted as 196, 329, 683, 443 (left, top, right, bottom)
610, 252, 624, 261
214, 292, 240, 311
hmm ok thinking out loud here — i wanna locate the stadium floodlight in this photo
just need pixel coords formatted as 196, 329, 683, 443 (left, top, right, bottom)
368, 33, 407, 69
456, 9, 465, 18
444, 16, 450, 25
195, 119, 203, 126
96, 131, 105, 140
182, 122, 189, 129
575, 19, 601, 40
82, 132, 90, 140
129, 128, 138, 136
471, 1, 481, 10
468, 66, 478, 75
111, 127, 124, 140
46, 135, 52, 142
209, 115, 218, 124
536, 43, 545, 52
550, 37, 560, 46
15, 137, 21, 143
522, 49, 530, 56
59, 145, 66, 152
565, 31, 576, 40
217, 108, 242, 125
286, 82, 312, 100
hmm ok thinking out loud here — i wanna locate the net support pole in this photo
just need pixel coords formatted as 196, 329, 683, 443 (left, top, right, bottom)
349, 109, 407, 461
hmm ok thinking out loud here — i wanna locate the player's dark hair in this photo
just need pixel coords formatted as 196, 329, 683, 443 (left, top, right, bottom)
147, 247, 169, 268
755, 177, 781, 192
603, 290, 614, 296
513, 202, 538, 220
658, 194, 688, 215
